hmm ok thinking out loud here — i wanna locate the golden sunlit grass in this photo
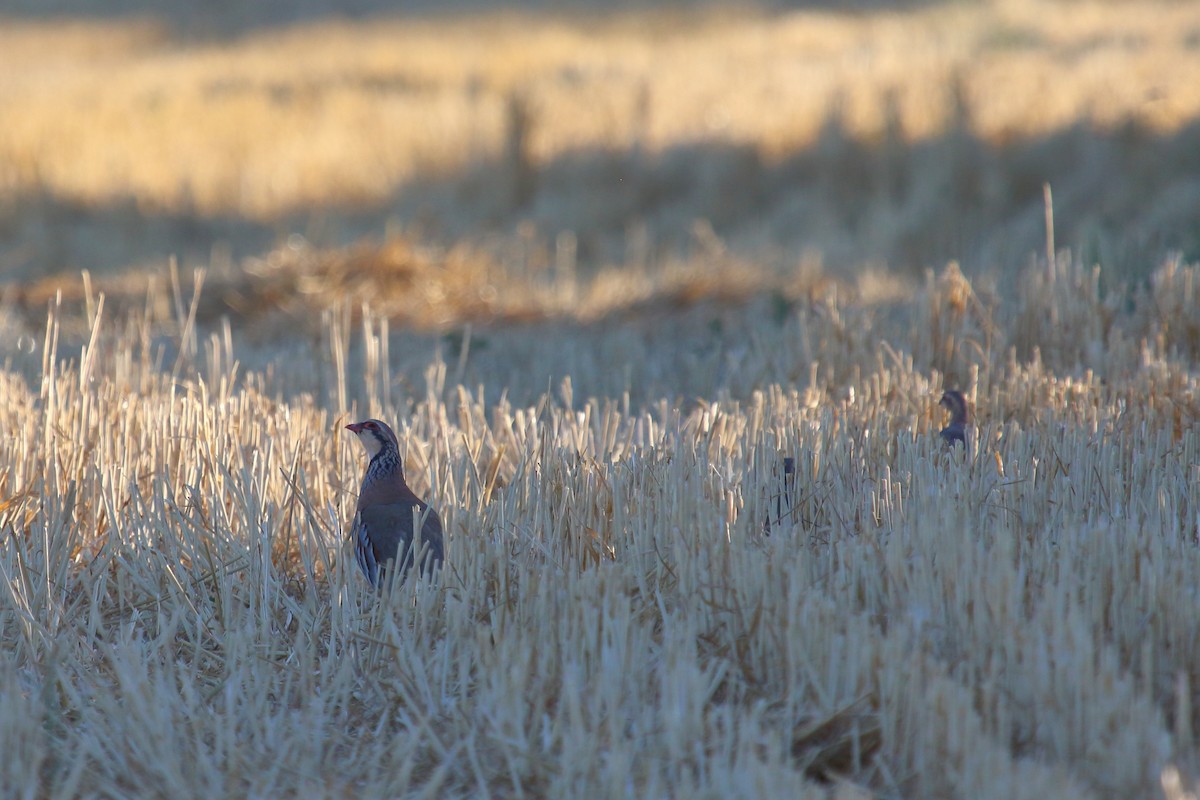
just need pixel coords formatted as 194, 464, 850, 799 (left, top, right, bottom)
2, 0, 1200, 275
1, 1, 1199, 217
1, 251, 1199, 797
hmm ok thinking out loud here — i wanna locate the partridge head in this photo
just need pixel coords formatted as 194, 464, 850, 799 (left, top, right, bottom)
346, 419, 444, 588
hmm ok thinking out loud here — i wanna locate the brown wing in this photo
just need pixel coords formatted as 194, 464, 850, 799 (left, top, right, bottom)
358, 501, 445, 585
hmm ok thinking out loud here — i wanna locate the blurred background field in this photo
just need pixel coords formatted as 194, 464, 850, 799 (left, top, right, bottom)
2, 0, 1200, 320
2, 1, 1200, 798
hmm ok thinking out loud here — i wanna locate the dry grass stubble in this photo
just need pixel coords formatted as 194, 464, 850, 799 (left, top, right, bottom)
1, 253, 1198, 797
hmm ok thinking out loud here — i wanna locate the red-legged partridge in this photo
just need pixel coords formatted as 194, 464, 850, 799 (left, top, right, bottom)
346, 419, 444, 588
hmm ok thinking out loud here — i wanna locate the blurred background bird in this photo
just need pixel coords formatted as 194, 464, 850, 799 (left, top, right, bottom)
762, 456, 798, 532
346, 419, 444, 589
938, 390, 970, 448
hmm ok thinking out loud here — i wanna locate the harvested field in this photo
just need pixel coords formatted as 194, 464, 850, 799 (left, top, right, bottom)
1, 1, 1199, 797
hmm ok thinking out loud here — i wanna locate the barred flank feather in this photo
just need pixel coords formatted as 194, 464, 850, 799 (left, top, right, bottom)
354, 514, 380, 587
